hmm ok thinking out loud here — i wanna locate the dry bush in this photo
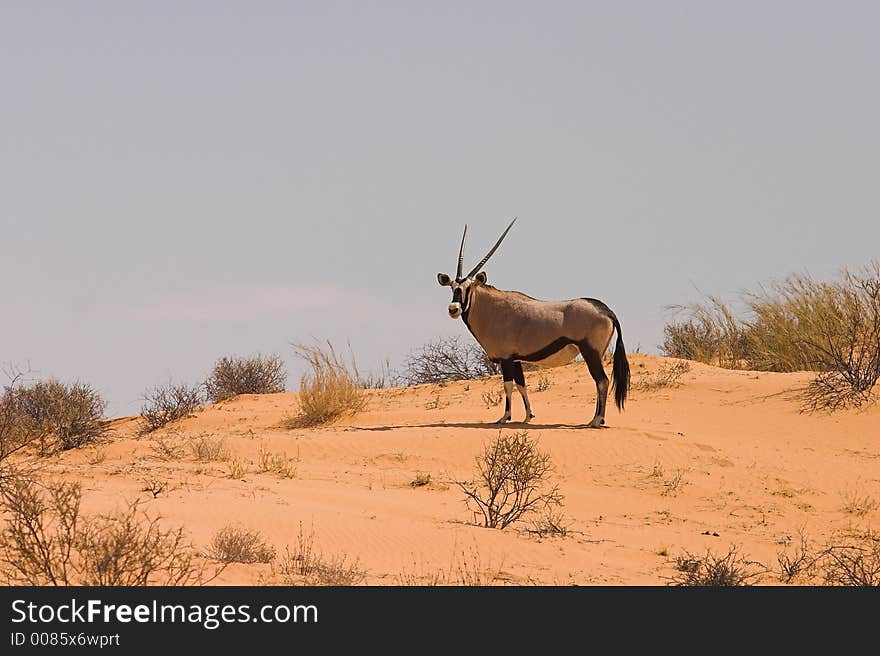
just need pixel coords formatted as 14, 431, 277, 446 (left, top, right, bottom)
0, 372, 39, 467
662, 297, 748, 368
818, 529, 880, 586
190, 434, 227, 462
210, 525, 276, 564
664, 263, 880, 411
8, 379, 108, 454
257, 446, 297, 478
140, 478, 168, 498
481, 388, 503, 408
277, 522, 365, 586
0, 477, 208, 585
777, 532, 815, 583
139, 382, 202, 434
410, 472, 431, 488
527, 507, 572, 538
661, 469, 688, 497
396, 548, 504, 586
534, 375, 552, 392
205, 354, 286, 403
288, 342, 365, 428
671, 546, 765, 586
456, 431, 563, 529
150, 434, 186, 461
841, 490, 878, 517
227, 457, 247, 479
398, 336, 497, 386
634, 360, 691, 392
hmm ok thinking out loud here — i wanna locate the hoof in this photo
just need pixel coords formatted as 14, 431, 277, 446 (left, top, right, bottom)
587, 418, 605, 429
523, 413, 535, 424
495, 416, 511, 425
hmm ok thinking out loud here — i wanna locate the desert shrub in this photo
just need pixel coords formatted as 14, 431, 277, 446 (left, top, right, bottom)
663, 262, 880, 411
0, 372, 38, 468
189, 434, 227, 462
662, 297, 749, 368
257, 446, 297, 478
210, 525, 275, 564
777, 532, 815, 583
534, 374, 552, 392
633, 360, 691, 392
671, 546, 764, 586
277, 522, 365, 586
288, 342, 365, 428
817, 529, 880, 586
411, 472, 432, 488
398, 336, 497, 386
10, 379, 108, 454
0, 478, 206, 585
205, 354, 286, 403
481, 388, 503, 408
139, 382, 202, 434
456, 431, 562, 529
527, 507, 572, 538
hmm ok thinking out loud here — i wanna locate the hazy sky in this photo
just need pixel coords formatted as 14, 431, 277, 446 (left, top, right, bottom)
2, 2, 878, 415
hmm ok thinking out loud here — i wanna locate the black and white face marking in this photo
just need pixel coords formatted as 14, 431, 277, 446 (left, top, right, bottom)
437, 272, 485, 320
448, 278, 473, 319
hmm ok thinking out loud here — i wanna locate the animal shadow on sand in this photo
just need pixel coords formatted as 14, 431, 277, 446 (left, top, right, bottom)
352, 421, 609, 432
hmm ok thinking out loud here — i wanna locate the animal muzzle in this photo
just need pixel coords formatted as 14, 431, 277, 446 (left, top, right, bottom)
448, 303, 462, 318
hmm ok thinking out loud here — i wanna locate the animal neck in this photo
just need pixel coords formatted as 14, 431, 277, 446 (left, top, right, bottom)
461, 285, 504, 340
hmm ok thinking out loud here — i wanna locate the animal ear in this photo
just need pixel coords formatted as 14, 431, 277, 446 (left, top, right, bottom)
474, 272, 488, 285
437, 273, 452, 286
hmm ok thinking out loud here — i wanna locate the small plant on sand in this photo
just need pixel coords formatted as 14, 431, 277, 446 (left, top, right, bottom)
227, 457, 247, 480
841, 490, 878, 517
526, 507, 572, 538
634, 360, 691, 392
410, 472, 432, 488
257, 446, 297, 479
150, 434, 186, 461
210, 525, 275, 564
205, 354, 286, 403
533, 374, 552, 392
661, 469, 688, 496
671, 546, 765, 586
777, 531, 815, 583
481, 388, 503, 408
140, 478, 168, 498
456, 431, 563, 530
277, 522, 365, 586
139, 382, 202, 434
189, 434, 227, 462
288, 342, 365, 428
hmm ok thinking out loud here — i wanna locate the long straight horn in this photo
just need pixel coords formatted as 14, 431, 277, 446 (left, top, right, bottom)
456, 224, 467, 279
466, 217, 517, 278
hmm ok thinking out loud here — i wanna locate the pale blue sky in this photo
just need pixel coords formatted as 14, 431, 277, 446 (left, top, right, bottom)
2, 2, 878, 414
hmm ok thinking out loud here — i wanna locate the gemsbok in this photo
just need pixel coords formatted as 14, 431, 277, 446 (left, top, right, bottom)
437, 219, 630, 428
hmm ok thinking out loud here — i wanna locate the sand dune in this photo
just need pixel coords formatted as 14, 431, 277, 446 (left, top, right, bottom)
33, 354, 880, 585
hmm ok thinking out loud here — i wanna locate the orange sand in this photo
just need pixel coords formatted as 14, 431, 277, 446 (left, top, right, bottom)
31, 355, 880, 585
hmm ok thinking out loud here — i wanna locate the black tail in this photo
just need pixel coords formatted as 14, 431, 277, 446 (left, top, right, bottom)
610, 315, 630, 410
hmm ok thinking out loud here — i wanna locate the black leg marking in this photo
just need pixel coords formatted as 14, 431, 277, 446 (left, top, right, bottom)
512, 362, 534, 422
580, 344, 609, 428
496, 360, 515, 424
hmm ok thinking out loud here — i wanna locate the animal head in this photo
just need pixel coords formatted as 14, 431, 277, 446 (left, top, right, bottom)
437, 219, 516, 319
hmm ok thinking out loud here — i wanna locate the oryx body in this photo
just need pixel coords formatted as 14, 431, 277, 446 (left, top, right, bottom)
438, 220, 630, 428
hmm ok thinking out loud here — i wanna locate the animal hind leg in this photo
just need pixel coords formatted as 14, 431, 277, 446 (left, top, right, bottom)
579, 344, 609, 429
494, 360, 515, 424
512, 362, 535, 423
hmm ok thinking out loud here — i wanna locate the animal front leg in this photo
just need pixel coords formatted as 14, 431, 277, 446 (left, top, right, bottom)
513, 362, 535, 423
495, 361, 514, 424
